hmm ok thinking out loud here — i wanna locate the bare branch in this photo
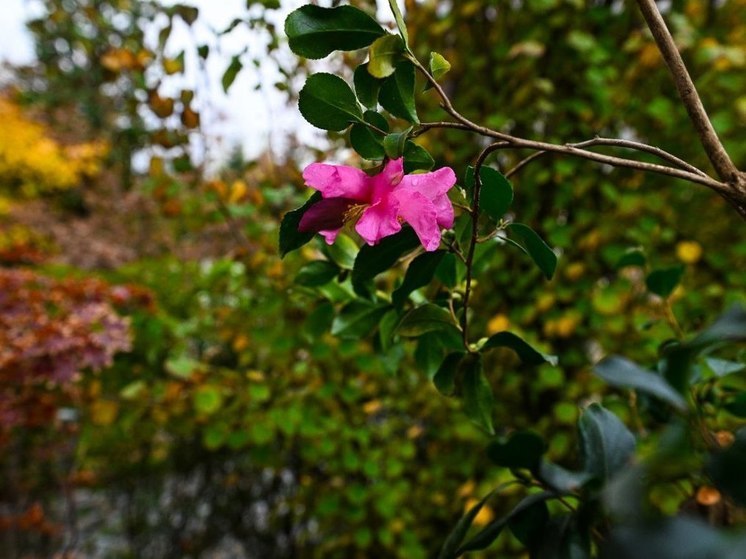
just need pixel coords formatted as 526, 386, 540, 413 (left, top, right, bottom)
635, 0, 739, 182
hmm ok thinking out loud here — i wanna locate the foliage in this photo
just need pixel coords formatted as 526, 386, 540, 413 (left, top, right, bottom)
0, 96, 106, 197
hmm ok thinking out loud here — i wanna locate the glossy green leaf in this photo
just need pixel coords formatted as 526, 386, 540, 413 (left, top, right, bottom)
387, 0, 409, 46
487, 430, 545, 470
646, 265, 685, 298
429, 51, 451, 81
368, 34, 404, 78
354, 63, 382, 109
462, 354, 495, 434
379, 61, 418, 123
299, 73, 362, 131
383, 130, 409, 159
285, 5, 385, 59
351, 227, 420, 295
403, 140, 435, 172
478, 166, 513, 221
279, 192, 322, 257
482, 331, 557, 366
323, 233, 359, 269
392, 250, 445, 308
507, 223, 557, 280
331, 301, 388, 339
295, 260, 339, 287
579, 404, 635, 481
351, 124, 384, 160
433, 352, 464, 395
594, 356, 688, 411
396, 303, 459, 338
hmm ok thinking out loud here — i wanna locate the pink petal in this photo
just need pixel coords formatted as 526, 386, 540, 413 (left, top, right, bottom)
370, 158, 404, 202
397, 166, 456, 200
319, 229, 342, 244
355, 198, 401, 245
431, 193, 455, 229
394, 190, 441, 251
298, 197, 357, 233
303, 163, 370, 201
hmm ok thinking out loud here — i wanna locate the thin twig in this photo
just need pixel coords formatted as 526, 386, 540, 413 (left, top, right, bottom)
635, 0, 738, 182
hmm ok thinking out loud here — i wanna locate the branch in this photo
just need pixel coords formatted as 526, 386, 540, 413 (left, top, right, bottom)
635, 0, 739, 182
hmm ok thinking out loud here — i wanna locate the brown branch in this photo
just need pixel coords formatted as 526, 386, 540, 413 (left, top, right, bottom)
635, 0, 738, 182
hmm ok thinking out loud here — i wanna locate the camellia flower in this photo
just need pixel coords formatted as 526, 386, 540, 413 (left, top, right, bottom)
298, 158, 456, 251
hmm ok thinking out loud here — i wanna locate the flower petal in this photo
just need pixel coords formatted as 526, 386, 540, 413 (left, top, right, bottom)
303, 163, 370, 200
431, 193, 454, 229
394, 190, 441, 251
355, 199, 401, 245
369, 158, 405, 202
298, 197, 357, 233
319, 229, 342, 245
397, 166, 456, 200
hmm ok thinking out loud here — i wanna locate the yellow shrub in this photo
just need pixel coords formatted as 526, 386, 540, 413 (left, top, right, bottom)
0, 97, 108, 196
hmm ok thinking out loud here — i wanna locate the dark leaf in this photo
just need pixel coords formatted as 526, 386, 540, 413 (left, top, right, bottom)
482, 331, 557, 366
351, 227, 420, 295
392, 250, 446, 308
279, 192, 322, 257
379, 60, 418, 123
478, 166, 513, 221
462, 354, 495, 434
299, 73, 362, 131
579, 404, 636, 482
507, 223, 558, 280
295, 260, 339, 287
487, 430, 546, 470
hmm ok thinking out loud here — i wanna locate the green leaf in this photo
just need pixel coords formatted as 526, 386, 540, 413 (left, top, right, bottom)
478, 166, 513, 220
438, 490, 493, 559
507, 223, 558, 280
323, 233, 359, 269
351, 227, 420, 295
331, 301, 388, 339
646, 265, 685, 298
482, 331, 557, 366
379, 308, 401, 351
299, 73, 362, 131
457, 492, 556, 554
403, 140, 435, 172
436, 253, 461, 288
379, 61, 418, 123
579, 404, 636, 482
221, 55, 243, 93
194, 385, 223, 415
594, 356, 688, 411
429, 51, 451, 80
368, 34, 404, 78
396, 303, 460, 338
487, 430, 545, 470
462, 354, 495, 434
387, 0, 409, 46
433, 352, 464, 395
383, 130, 410, 159
285, 5, 385, 59
350, 122, 385, 160
616, 248, 646, 269
354, 63, 383, 109
295, 260, 339, 287
279, 192, 322, 257
392, 250, 445, 308
508, 498, 549, 547
705, 357, 746, 378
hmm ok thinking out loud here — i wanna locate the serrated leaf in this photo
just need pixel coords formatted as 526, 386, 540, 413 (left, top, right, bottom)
482, 331, 557, 366
392, 250, 445, 308
299, 73, 362, 131
379, 60, 418, 123
285, 5, 385, 59
387, 0, 409, 46
579, 404, 636, 481
354, 63, 383, 109
368, 34, 404, 78
279, 192, 322, 257
351, 227, 420, 295
478, 166, 513, 220
594, 356, 688, 411
507, 223, 558, 280
403, 140, 435, 172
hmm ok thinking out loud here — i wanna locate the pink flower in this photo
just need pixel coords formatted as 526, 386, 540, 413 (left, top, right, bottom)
298, 158, 456, 251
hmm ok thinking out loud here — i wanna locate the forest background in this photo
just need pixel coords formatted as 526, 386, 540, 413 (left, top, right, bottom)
1, 0, 745, 558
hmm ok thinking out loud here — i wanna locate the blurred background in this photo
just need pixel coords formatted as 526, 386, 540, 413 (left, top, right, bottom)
0, 0, 744, 557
